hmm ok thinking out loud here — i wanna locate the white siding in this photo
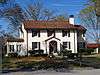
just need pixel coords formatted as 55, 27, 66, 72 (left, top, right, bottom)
21, 29, 79, 54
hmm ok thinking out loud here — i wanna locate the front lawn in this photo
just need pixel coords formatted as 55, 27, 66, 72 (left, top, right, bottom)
1, 54, 100, 73
1, 56, 47, 70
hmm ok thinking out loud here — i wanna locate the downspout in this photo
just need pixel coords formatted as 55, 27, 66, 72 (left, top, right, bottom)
74, 30, 76, 53
27, 30, 28, 56
45, 42, 47, 54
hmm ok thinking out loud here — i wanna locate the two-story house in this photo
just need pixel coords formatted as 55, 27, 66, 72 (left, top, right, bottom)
6, 15, 86, 56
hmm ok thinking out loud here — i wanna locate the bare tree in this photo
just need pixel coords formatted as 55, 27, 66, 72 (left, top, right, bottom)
95, 0, 100, 16
0, 0, 69, 37
53, 14, 69, 21
25, 1, 55, 21
0, 28, 14, 56
79, 0, 100, 43
0, 0, 27, 37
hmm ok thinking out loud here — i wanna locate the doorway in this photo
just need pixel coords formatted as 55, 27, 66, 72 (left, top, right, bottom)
49, 41, 57, 54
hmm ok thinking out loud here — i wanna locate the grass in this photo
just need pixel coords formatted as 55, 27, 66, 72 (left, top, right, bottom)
1, 54, 100, 72
1, 56, 47, 70
82, 54, 100, 62
1, 56, 71, 71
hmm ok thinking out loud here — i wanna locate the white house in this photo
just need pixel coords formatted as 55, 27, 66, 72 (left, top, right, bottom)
6, 15, 86, 56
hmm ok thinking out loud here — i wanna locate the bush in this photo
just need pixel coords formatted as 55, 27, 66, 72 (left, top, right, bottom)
60, 49, 72, 56
28, 49, 44, 56
33, 54, 48, 57
67, 53, 78, 59
8, 53, 18, 57
78, 48, 94, 55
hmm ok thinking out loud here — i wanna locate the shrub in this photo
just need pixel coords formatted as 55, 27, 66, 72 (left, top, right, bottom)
8, 53, 18, 57
60, 49, 72, 56
67, 53, 78, 59
78, 48, 94, 55
33, 54, 48, 57
28, 49, 44, 56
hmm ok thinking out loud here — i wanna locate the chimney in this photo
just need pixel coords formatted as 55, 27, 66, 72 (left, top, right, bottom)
69, 15, 74, 25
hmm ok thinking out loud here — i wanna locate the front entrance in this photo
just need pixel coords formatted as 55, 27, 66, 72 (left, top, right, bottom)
49, 41, 57, 54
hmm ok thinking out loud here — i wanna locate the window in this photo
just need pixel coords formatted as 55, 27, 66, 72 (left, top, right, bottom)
9, 45, 14, 52
63, 42, 71, 49
62, 30, 70, 37
32, 42, 37, 50
62, 30, 67, 37
63, 42, 68, 49
47, 30, 55, 37
78, 42, 85, 48
83, 33, 85, 37
77, 32, 79, 36
16, 45, 21, 52
32, 30, 40, 37
32, 42, 40, 50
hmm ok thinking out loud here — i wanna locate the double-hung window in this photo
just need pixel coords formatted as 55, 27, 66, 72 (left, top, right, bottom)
62, 30, 70, 37
63, 42, 71, 49
32, 30, 40, 37
47, 30, 55, 37
16, 45, 21, 52
9, 45, 14, 52
32, 42, 40, 50
79, 42, 85, 48
63, 42, 68, 49
62, 30, 67, 37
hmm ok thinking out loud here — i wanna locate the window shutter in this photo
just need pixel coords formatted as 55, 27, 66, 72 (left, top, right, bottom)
38, 42, 40, 50
68, 30, 70, 37
69, 42, 71, 49
38, 31, 40, 37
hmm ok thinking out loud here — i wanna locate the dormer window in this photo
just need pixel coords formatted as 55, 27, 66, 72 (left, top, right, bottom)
47, 30, 55, 37
32, 30, 40, 37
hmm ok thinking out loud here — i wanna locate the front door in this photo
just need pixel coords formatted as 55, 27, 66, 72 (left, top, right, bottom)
49, 41, 57, 54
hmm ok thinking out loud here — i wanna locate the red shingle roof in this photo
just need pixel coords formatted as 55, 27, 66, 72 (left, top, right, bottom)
7, 38, 24, 42
87, 43, 100, 48
23, 20, 86, 31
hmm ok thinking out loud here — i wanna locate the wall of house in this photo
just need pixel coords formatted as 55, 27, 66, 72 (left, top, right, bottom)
6, 42, 24, 54
20, 23, 29, 54
20, 22, 86, 54
21, 29, 79, 54
56, 30, 77, 53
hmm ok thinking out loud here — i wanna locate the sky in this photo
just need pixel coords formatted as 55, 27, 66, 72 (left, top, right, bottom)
0, 0, 88, 31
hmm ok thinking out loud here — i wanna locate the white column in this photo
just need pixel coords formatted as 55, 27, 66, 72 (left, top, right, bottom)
74, 30, 77, 53
6, 42, 9, 55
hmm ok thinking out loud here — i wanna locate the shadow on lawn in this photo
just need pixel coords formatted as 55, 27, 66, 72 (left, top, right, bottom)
2, 56, 100, 74
2, 58, 72, 74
